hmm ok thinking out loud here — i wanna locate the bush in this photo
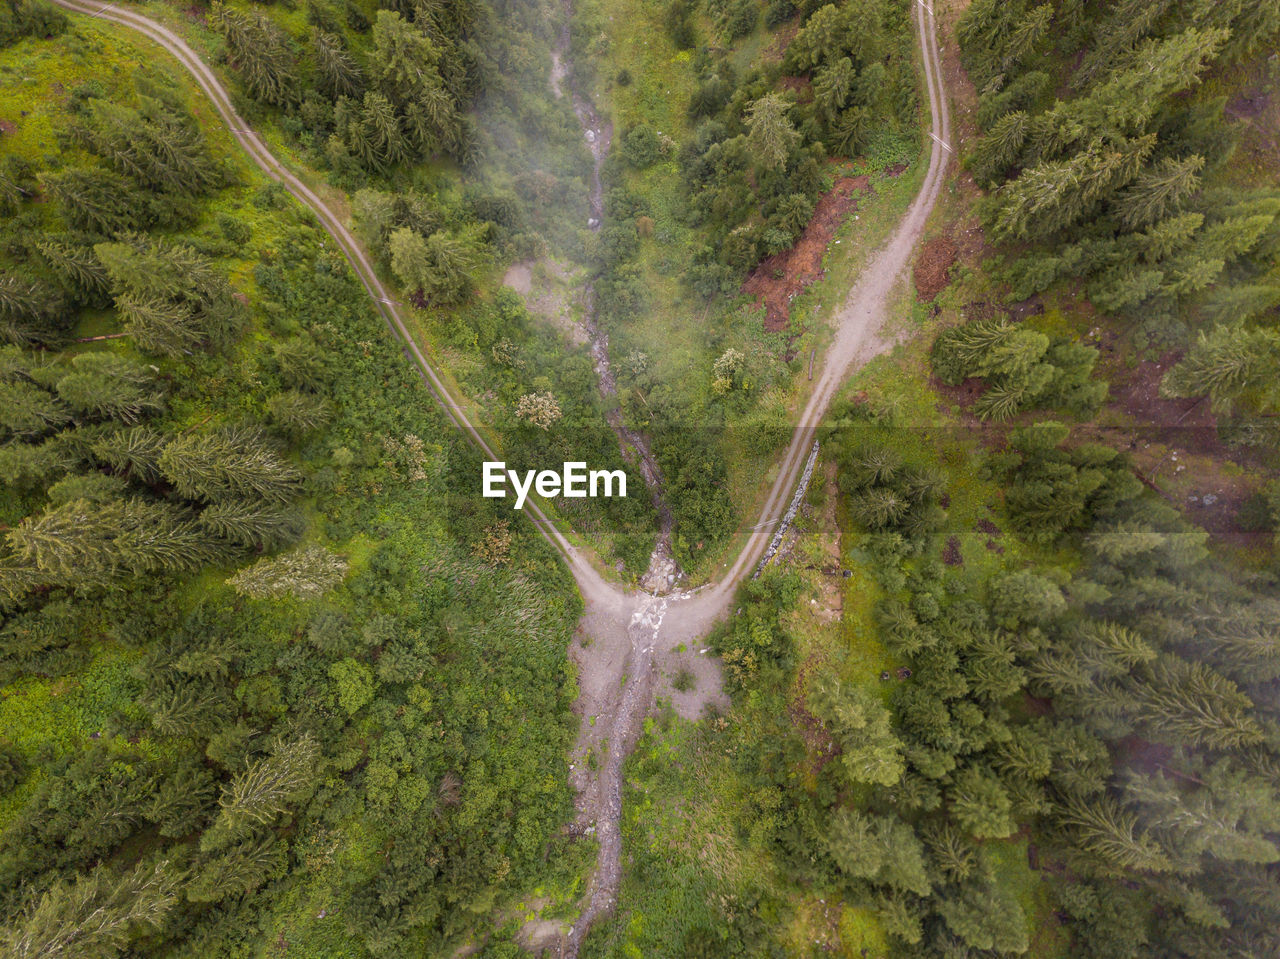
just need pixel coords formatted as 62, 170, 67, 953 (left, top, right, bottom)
621, 124, 663, 169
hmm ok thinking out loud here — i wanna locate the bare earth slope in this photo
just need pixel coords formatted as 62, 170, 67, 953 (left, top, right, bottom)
49, 0, 951, 953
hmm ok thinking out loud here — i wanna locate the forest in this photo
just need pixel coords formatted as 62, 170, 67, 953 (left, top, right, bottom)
0, 3, 596, 955
4, 0, 1280, 957
575, 1, 1280, 958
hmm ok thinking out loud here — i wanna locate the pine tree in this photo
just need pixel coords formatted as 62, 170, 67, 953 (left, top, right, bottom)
75, 95, 222, 196
0, 860, 180, 959
825, 808, 931, 896
809, 672, 905, 786
5, 497, 222, 592
1127, 655, 1264, 750
1000, 4, 1053, 74
967, 110, 1029, 187
114, 296, 202, 357
1160, 325, 1280, 413
813, 56, 855, 124
158, 425, 302, 505
145, 761, 216, 838
54, 353, 164, 424
36, 239, 111, 303
202, 734, 320, 851
936, 866, 1030, 953
0, 380, 72, 439
745, 94, 800, 172
1054, 792, 1175, 874
311, 29, 365, 100
1191, 602, 1280, 682
267, 390, 332, 439
951, 765, 1017, 839
0, 273, 68, 347
42, 167, 146, 235
187, 835, 284, 903
197, 500, 305, 551
227, 544, 348, 599
212, 4, 300, 108
1117, 156, 1205, 229
91, 425, 168, 482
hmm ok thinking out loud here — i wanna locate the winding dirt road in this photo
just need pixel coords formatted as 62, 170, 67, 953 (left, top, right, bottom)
50, 0, 950, 953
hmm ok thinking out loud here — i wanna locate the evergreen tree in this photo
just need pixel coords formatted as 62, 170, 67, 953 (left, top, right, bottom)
90, 425, 168, 483
311, 29, 365, 100
41, 168, 147, 235
53, 353, 164, 424
158, 425, 302, 505
951, 765, 1017, 839
202, 734, 320, 851
1054, 792, 1175, 874
825, 808, 931, 896
74, 94, 222, 196
0, 273, 68, 347
226, 544, 348, 599
1117, 155, 1205, 229
809, 672, 905, 786
267, 389, 333, 438
212, 4, 301, 108
187, 835, 284, 903
0, 860, 180, 959
5, 497, 224, 591
745, 94, 799, 172
35, 239, 110, 304
0, 380, 72, 439
197, 500, 305, 551
1161, 324, 1280, 413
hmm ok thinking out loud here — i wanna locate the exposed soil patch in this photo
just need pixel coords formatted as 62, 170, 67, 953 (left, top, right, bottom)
0, 119, 16, 135
503, 259, 588, 347
778, 74, 814, 104
1106, 351, 1225, 457
913, 232, 958, 301
742, 175, 872, 332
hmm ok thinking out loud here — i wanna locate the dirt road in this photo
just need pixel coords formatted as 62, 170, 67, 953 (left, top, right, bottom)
50, 0, 950, 953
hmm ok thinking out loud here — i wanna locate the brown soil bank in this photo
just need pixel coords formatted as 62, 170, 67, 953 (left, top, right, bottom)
743, 174, 872, 332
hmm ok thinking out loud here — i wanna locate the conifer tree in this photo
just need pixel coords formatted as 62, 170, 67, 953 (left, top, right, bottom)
197, 500, 305, 551
951, 765, 1017, 839
745, 94, 799, 172
5, 497, 223, 591
187, 835, 284, 903
202, 734, 320, 851
75, 95, 222, 196
227, 544, 348, 599
0, 273, 68, 347
54, 353, 164, 424
1054, 792, 1176, 874
0, 860, 180, 959
809, 672, 905, 786
1117, 155, 1205, 229
158, 425, 302, 505
42, 168, 146, 235
311, 29, 365, 100
36, 239, 110, 304
91, 425, 168, 483
0, 380, 72, 439
825, 808, 931, 896
267, 390, 333, 439
1161, 325, 1280, 413
212, 4, 300, 108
